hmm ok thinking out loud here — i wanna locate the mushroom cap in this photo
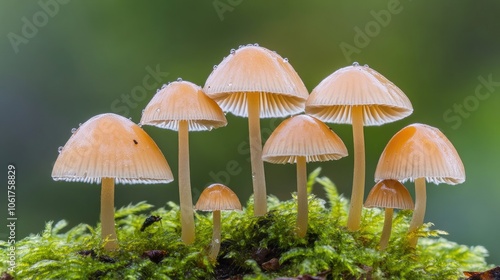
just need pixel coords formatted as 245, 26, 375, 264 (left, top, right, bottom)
194, 183, 242, 211
305, 64, 413, 126
375, 123, 465, 185
203, 45, 309, 118
52, 113, 173, 184
140, 81, 227, 131
364, 179, 414, 210
262, 115, 348, 164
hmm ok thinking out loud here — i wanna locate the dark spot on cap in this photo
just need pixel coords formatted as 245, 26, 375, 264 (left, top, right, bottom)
133, 139, 138, 145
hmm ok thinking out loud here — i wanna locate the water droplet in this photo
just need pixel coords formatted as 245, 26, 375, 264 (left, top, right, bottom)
253, 43, 259, 47
283, 58, 289, 63
156, 108, 160, 113
141, 109, 145, 115
167, 81, 171, 85
230, 48, 236, 54
156, 88, 160, 93
238, 45, 244, 49
177, 77, 183, 82
71, 128, 76, 133
213, 65, 218, 70
128, 117, 132, 120
364, 64, 369, 68
58, 146, 63, 153
227, 82, 232, 87
78, 123, 82, 127
214, 239, 220, 244
161, 84, 167, 89
252, 172, 256, 179
352, 62, 360, 67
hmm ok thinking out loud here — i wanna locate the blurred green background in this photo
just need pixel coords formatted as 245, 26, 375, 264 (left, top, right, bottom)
1, 1, 499, 264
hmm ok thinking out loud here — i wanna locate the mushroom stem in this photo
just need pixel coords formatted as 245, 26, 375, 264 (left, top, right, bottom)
247, 93, 267, 216
178, 120, 195, 245
296, 156, 308, 238
347, 106, 365, 231
408, 177, 426, 247
379, 208, 394, 250
209, 210, 221, 261
101, 177, 118, 251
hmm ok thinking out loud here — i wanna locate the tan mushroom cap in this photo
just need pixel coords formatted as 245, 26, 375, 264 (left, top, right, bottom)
305, 64, 413, 126
262, 115, 348, 164
364, 179, 414, 210
140, 81, 227, 131
375, 123, 465, 184
195, 183, 242, 211
52, 113, 173, 184
204, 45, 309, 118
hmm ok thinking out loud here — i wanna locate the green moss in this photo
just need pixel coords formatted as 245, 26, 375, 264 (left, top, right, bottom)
0, 169, 492, 279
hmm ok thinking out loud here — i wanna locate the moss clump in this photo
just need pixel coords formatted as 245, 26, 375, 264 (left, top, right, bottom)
0, 169, 492, 279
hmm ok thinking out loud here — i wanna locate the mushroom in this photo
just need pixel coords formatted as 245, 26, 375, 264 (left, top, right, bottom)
140, 80, 227, 245
52, 113, 173, 251
305, 63, 413, 231
375, 123, 465, 247
194, 183, 242, 261
262, 115, 347, 237
204, 44, 309, 216
364, 179, 414, 250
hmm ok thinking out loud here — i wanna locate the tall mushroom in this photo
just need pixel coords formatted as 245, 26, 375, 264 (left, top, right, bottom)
194, 183, 241, 261
364, 179, 414, 250
375, 123, 465, 247
305, 63, 413, 231
140, 80, 227, 245
204, 44, 309, 216
262, 115, 347, 237
52, 113, 173, 251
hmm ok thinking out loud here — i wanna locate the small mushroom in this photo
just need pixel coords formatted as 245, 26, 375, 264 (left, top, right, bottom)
204, 45, 309, 216
140, 80, 227, 244
52, 113, 173, 251
194, 183, 241, 261
364, 179, 414, 250
375, 123, 465, 247
141, 250, 168, 264
305, 63, 413, 231
262, 115, 347, 237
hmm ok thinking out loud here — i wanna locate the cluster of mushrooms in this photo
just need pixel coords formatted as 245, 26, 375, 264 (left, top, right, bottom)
51, 44, 465, 259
